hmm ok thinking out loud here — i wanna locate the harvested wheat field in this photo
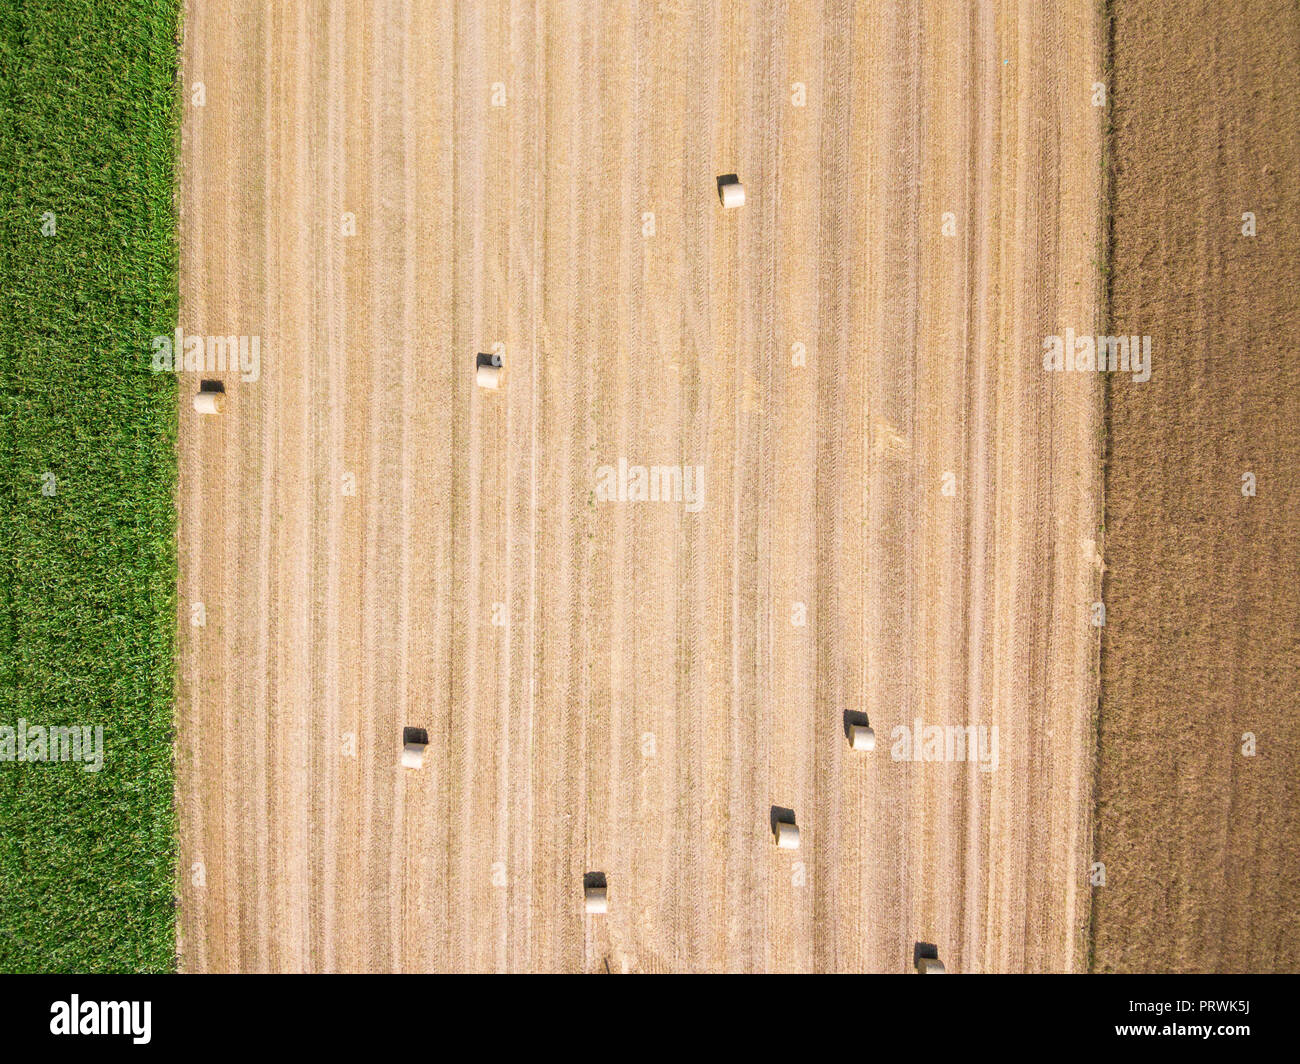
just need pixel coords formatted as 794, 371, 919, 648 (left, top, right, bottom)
1092, 0, 1300, 972
175, 0, 1105, 972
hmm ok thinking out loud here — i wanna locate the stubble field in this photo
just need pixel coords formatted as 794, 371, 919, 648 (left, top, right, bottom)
176, 0, 1107, 972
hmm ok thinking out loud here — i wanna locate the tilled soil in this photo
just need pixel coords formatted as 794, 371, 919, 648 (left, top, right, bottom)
1093, 0, 1300, 972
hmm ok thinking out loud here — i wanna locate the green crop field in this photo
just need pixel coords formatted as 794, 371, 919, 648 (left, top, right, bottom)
0, 0, 180, 972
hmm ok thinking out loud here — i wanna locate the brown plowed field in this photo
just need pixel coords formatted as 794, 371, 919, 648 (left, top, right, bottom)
1092, 0, 1300, 972
175, 0, 1105, 972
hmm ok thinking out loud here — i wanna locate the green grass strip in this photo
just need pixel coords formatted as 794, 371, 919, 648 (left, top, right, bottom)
0, 0, 180, 973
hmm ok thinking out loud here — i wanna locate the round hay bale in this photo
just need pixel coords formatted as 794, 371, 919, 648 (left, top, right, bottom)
401, 742, 427, 769
719, 178, 745, 208
476, 364, 502, 389
194, 391, 225, 415
584, 885, 608, 914
775, 822, 800, 850
849, 724, 876, 751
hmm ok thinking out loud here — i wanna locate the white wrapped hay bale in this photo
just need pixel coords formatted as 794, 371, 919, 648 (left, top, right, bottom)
916, 957, 946, 974
774, 821, 800, 850
401, 741, 427, 769
193, 390, 225, 415
718, 176, 745, 208
849, 724, 876, 751
584, 884, 608, 914
477, 352, 503, 389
